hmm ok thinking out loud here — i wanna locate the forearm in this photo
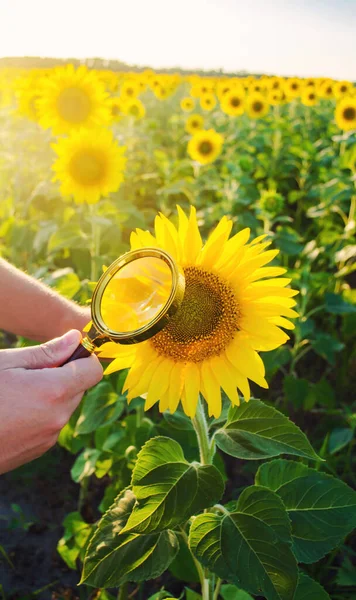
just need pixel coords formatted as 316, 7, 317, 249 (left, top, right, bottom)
0, 259, 90, 342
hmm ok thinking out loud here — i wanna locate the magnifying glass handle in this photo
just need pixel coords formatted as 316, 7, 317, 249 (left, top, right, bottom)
61, 341, 93, 365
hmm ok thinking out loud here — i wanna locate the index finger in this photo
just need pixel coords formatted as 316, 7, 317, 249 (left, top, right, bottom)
43, 354, 103, 398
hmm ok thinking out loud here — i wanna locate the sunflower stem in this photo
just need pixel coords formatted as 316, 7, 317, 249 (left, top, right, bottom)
192, 397, 212, 465
89, 204, 101, 282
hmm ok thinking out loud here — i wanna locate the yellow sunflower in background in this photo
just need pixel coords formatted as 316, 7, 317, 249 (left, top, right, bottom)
16, 74, 44, 121
122, 98, 146, 120
185, 114, 204, 135
335, 97, 356, 131
220, 89, 245, 116
108, 96, 124, 121
318, 80, 334, 99
267, 90, 285, 106
37, 64, 110, 134
200, 92, 217, 112
180, 97, 195, 112
52, 128, 126, 204
284, 78, 302, 98
333, 80, 353, 99
301, 88, 318, 107
120, 79, 141, 100
97, 206, 298, 418
246, 93, 270, 119
187, 129, 223, 165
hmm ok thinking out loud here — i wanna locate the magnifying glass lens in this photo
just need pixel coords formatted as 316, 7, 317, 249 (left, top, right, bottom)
100, 256, 173, 333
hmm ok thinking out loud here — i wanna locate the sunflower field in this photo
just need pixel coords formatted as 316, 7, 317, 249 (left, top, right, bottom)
0, 63, 356, 600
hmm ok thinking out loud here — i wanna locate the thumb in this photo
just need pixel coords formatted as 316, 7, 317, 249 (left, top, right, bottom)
1, 330, 82, 370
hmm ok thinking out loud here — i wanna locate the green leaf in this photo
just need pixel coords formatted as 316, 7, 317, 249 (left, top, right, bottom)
274, 226, 304, 256
283, 376, 310, 409
328, 428, 354, 455
312, 333, 344, 366
169, 533, 200, 583
121, 437, 225, 535
185, 589, 202, 600
189, 486, 297, 600
57, 512, 93, 570
48, 223, 87, 253
52, 270, 81, 299
336, 557, 356, 586
294, 573, 331, 600
220, 585, 254, 600
325, 292, 356, 315
214, 399, 319, 461
256, 459, 356, 563
71, 449, 101, 483
81, 488, 179, 587
75, 382, 125, 436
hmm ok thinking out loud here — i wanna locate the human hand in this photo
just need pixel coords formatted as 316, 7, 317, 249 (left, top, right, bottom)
0, 330, 103, 475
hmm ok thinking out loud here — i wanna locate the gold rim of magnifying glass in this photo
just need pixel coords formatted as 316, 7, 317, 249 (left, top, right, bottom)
91, 248, 185, 345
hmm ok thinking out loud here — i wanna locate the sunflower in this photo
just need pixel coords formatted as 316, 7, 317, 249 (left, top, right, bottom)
122, 98, 146, 120
220, 89, 245, 116
120, 79, 141, 100
267, 90, 285, 106
37, 64, 110, 134
333, 80, 353, 99
185, 114, 204, 135
301, 88, 318, 107
52, 128, 126, 204
200, 92, 217, 112
187, 129, 223, 165
246, 93, 269, 119
108, 96, 124, 121
180, 97, 195, 112
284, 78, 302, 98
97, 206, 298, 418
317, 80, 334, 99
259, 190, 285, 215
335, 97, 356, 131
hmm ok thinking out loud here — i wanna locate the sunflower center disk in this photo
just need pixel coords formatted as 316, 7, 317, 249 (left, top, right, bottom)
69, 150, 106, 186
57, 86, 92, 123
151, 266, 239, 362
343, 107, 356, 121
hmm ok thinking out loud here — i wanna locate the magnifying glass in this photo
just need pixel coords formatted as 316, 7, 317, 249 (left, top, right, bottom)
63, 248, 185, 365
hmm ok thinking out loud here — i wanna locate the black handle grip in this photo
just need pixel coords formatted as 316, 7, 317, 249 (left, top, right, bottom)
61, 342, 93, 365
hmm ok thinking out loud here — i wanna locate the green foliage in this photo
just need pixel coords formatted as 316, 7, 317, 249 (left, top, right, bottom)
81, 488, 179, 587
189, 486, 298, 600
256, 459, 356, 563
215, 400, 319, 460
57, 512, 93, 570
121, 436, 225, 534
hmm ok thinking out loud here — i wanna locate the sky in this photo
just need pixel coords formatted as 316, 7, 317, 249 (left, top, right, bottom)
1, 0, 356, 79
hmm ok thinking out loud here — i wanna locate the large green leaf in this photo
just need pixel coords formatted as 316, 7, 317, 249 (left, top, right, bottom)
214, 400, 319, 461
121, 437, 225, 535
220, 585, 253, 600
81, 488, 179, 587
75, 382, 125, 436
189, 486, 298, 600
256, 459, 356, 563
294, 573, 330, 600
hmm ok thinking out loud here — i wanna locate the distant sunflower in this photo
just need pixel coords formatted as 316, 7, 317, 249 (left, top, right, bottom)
52, 129, 126, 204
301, 88, 318, 107
246, 93, 269, 119
200, 92, 217, 112
318, 80, 334, 99
284, 78, 302, 98
123, 98, 146, 120
333, 80, 353, 99
37, 64, 110, 134
185, 114, 204, 135
220, 89, 245, 116
120, 79, 141, 100
180, 97, 195, 112
108, 96, 124, 121
267, 90, 285, 106
188, 129, 223, 165
335, 97, 356, 131
97, 206, 298, 418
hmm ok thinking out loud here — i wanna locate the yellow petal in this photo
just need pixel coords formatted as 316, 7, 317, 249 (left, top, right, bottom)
168, 362, 186, 413
245, 266, 287, 282
215, 228, 250, 271
201, 361, 222, 418
183, 362, 201, 417
269, 316, 296, 330
104, 351, 136, 375
198, 217, 233, 270
210, 355, 240, 406
184, 206, 202, 263
127, 354, 163, 401
145, 360, 174, 410
226, 336, 268, 388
